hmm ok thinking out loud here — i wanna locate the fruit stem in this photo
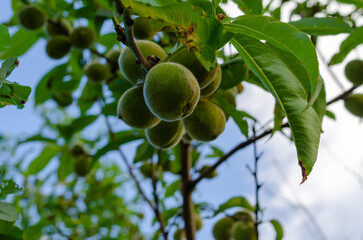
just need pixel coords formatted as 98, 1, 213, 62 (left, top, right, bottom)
180, 140, 196, 240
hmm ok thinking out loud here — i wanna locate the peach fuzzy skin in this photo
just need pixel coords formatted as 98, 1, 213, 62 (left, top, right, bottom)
145, 120, 184, 149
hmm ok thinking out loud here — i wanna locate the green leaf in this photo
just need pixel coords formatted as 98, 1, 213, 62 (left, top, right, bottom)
93, 131, 143, 159
335, 0, 363, 8
120, 0, 230, 70
164, 179, 180, 198
78, 81, 103, 114
270, 219, 284, 240
214, 196, 255, 216
220, 58, 247, 90
325, 109, 336, 120
231, 34, 324, 181
134, 141, 154, 163
0, 225, 22, 240
58, 150, 75, 181
232, 0, 263, 14
0, 28, 42, 59
187, 0, 225, 15
0, 180, 22, 200
0, 25, 10, 52
273, 101, 285, 134
98, 33, 118, 49
0, 202, 18, 222
57, 115, 99, 140
224, 15, 320, 103
206, 145, 224, 158
0, 79, 31, 109
27, 144, 60, 175
18, 134, 56, 144
289, 17, 352, 36
329, 26, 363, 65
0, 57, 18, 80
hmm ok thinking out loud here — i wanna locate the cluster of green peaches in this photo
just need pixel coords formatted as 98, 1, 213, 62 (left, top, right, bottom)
343, 59, 363, 118
117, 40, 236, 148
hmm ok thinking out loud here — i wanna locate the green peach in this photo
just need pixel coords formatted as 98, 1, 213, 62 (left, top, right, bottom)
168, 47, 217, 88
231, 220, 257, 240
119, 40, 167, 84
232, 211, 254, 222
105, 48, 122, 61
213, 217, 234, 240
201, 65, 222, 97
84, 61, 111, 82
345, 59, 363, 86
133, 17, 157, 40
117, 86, 161, 129
344, 93, 363, 118
70, 26, 95, 49
145, 120, 184, 149
70, 143, 87, 157
46, 18, 73, 36
173, 229, 186, 240
74, 155, 92, 177
195, 213, 203, 231
18, 5, 45, 30
182, 101, 225, 141
46, 36, 71, 59
144, 62, 200, 121
200, 165, 217, 179
139, 162, 162, 177
51, 91, 73, 107
213, 89, 236, 120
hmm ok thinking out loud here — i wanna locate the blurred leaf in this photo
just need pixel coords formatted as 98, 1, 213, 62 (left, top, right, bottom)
289, 17, 352, 36
270, 219, 284, 240
0, 25, 10, 52
329, 26, 363, 65
164, 179, 180, 198
214, 196, 255, 216
206, 145, 224, 158
19, 134, 56, 144
220, 58, 247, 90
0, 28, 42, 59
0, 202, 18, 222
231, 34, 324, 181
27, 144, 60, 175
232, 0, 262, 14
78, 81, 103, 114
273, 101, 285, 134
0, 225, 22, 240
325, 109, 336, 120
224, 16, 320, 104
57, 115, 99, 140
58, 150, 75, 181
0, 79, 31, 109
120, 0, 231, 70
0, 180, 22, 200
0, 57, 19, 79
134, 141, 154, 163
102, 100, 118, 116
98, 33, 118, 49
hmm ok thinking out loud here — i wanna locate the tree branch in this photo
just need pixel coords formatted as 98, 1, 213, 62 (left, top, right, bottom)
180, 140, 195, 240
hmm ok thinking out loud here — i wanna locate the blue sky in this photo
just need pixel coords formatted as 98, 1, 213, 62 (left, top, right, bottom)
1, 0, 363, 239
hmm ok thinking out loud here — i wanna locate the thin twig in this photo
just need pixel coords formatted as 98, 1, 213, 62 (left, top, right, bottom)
327, 85, 358, 105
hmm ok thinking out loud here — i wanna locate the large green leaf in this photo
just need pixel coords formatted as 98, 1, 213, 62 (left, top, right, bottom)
219, 58, 247, 90
214, 196, 255, 216
27, 144, 60, 175
0, 28, 42, 59
289, 17, 352, 36
0, 25, 10, 52
0, 202, 18, 223
231, 34, 324, 181
120, 0, 230, 70
232, 0, 262, 14
270, 219, 284, 240
329, 26, 363, 65
224, 15, 320, 103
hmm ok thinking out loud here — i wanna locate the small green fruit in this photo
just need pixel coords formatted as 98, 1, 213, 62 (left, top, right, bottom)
173, 229, 186, 240
74, 155, 92, 177
200, 165, 217, 179
345, 59, 363, 86
46, 18, 73, 36
46, 36, 71, 59
344, 93, 363, 117
182, 101, 225, 142
70, 26, 95, 49
84, 61, 111, 82
118, 86, 160, 128
213, 217, 234, 240
145, 120, 184, 149
231, 220, 257, 240
169, 47, 217, 88
51, 91, 73, 107
133, 17, 157, 40
70, 144, 87, 157
140, 162, 162, 177
233, 211, 254, 222
144, 62, 200, 121
18, 5, 45, 30
213, 89, 236, 120
201, 65, 222, 97
195, 213, 203, 231
119, 40, 167, 84
105, 48, 122, 61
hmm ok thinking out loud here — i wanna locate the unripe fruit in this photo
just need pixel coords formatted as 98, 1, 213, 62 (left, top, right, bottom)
118, 86, 161, 128
173, 229, 186, 240
84, 61, 111, 82
145, 120, 184, 149
46, 36, 71, 59
344, 93, 363, 117
17, 5, 45, 30
345, 59, 363, 86
70, 26, 95, 49
70, 144, 87, 157
182, 101, 225, 141
74, 155, 92, 177
144, 62, 200, 121
51, 91, 73, 107
140, 162, 162, 177
213, 89, 236, 120
231, 220, 257, 240
46, 18, 72, 36
201, 65, 222, 97
169, 47, 217, 88
105, 48, 122, 61
200, 165, 217, 179
233, 211, 254, 222
133, 17, 157, 40
119, 40, 167, 84
213, 217, 234, 240
195, 213, 203, 231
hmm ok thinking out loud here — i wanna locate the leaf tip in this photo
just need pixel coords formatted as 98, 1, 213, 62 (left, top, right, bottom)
298, 160, 308, 184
